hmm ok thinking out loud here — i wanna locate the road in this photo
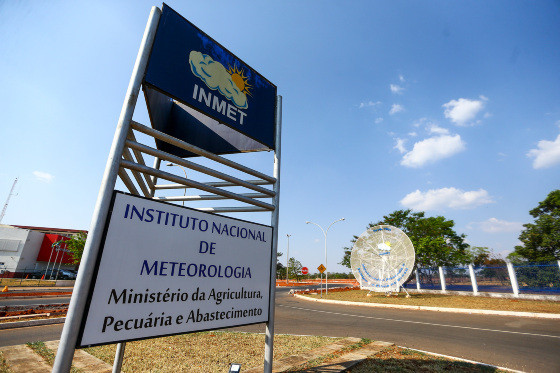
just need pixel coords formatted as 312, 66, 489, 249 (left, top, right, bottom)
0, 297, 71, 307
1, 287, 559, 372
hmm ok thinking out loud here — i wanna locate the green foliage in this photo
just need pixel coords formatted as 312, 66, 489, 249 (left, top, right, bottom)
288, 257, 303, 281
465, 246, 491, 266
26, 341, 82, 373
276, 251, 285, 279
327, 272, 353, 279
476, 257, 509, 286
56, 232, 87, 264
26, 341, 55, 365
508, 189, 560, 262
514, 263, 560, 288
341, 209, 469, 268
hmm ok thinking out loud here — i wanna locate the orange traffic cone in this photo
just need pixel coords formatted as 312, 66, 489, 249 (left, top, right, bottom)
41, 275, 45, 280
2, 286, 8, 292
25, 275, 29, 279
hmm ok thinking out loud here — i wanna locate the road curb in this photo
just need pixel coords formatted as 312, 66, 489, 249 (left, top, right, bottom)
0, 317, 66, 330
293, 294, 560, 319
0, 294, 71, 300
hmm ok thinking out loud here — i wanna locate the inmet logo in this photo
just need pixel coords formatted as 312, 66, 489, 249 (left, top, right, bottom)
189, 51, 249, 125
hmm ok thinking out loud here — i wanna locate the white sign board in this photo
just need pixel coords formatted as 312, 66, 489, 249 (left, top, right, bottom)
77, 192, 272, 347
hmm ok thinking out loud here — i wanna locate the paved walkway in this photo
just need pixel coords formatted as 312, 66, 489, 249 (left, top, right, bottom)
0, 341, 112, 373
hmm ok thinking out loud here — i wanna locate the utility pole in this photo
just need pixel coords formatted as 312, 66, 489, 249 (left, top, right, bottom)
0, 178, 18, 224
286, 234, 291, 284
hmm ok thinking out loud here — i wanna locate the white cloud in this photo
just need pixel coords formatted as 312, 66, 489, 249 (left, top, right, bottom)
401, 187, 493, 210
399, 74, 405, 83
408, 131, 418, 137
359, 101, 381, 108
33, 171, 54, 183
412, 117, 430, 128
527, 133, 560, 169
375, 117, 384, 124
467, 218, 523, 233
427, 124, 449, 135
389, 104, 404, 115
390, 84, 404, 94
442, 96, 487, 126
401, 134, 466, 168
394, 138, 407, 154
189, 51, 248, 109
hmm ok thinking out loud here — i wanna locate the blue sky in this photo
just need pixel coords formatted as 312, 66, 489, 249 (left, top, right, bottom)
1, 1, 559, 273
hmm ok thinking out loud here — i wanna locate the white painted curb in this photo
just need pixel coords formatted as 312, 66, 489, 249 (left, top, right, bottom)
0, 317, 66, 330
293, 294, 560, 319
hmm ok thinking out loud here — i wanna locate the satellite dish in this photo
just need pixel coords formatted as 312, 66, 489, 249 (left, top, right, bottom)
350, 225, 415, 292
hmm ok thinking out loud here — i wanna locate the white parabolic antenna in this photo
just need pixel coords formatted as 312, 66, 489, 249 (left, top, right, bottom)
350, 225, 415, 292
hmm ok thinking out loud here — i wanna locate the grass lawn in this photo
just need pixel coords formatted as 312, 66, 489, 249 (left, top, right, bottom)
84, 331, 502, 372
349, 345, 505, 372
0, 279, 56, 287
84, 331, 339, 372
1, 332, 509, 372
0, 352, 11, 373
303, 290, 560, 314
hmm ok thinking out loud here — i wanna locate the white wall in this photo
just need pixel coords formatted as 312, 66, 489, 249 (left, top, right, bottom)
18, 230, 45, 271
0, 225, 77, 273
0, 225, 30, 271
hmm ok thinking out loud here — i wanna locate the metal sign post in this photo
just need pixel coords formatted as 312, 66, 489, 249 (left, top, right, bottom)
52, 7, 162, 372
264, 96, 281, 373
317, 264, 326, 298
53, 5, 281, 372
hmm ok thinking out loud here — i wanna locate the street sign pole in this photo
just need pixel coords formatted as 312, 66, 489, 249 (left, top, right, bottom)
317, 264, 326, 298
264, 96, 282, 373
51, 7, 162, 373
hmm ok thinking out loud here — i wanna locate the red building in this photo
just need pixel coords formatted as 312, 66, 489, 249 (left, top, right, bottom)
0, 224, 86, 277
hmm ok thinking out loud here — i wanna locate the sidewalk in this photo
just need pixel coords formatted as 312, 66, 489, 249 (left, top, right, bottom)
0, 341, 111, 373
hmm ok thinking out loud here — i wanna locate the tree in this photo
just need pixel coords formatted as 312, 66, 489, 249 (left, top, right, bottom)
57, 232, 87, 264
465, 246, 491, 266
276, 252, 285, 279
508, 189, 560, 262
287, 257, 303, 282
341, 209, 469, 268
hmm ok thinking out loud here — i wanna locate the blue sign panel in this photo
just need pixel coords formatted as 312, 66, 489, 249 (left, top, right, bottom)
144, 4, 276, 149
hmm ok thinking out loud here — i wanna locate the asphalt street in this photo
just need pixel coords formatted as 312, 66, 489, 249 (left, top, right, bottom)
1, 287, 559, 372
0, 297, 71, 307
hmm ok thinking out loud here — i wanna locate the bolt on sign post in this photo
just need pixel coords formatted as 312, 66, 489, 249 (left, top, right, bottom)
52, 4, 281, 373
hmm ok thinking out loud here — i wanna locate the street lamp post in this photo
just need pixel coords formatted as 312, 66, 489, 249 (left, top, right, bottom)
306, 218, 345, 295
286, 234, 291, 284
167, 163, 187, 206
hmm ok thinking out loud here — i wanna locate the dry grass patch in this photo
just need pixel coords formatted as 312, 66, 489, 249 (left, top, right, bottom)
348, 345, 505, 372
304, 290, 560, 313
0, 279, 56, 287
0, 314, 65, 324
285, 338, 371, 371
0, 352, 11, 373
26, 341, 81, 373
84, 331, 340, 372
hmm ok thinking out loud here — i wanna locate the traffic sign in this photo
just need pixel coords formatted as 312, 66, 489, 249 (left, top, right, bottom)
301, 267, 309, 275
317, 264, 326, 273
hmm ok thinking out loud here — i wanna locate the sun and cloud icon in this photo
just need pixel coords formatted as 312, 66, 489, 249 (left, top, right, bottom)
189, 51, 251, 110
